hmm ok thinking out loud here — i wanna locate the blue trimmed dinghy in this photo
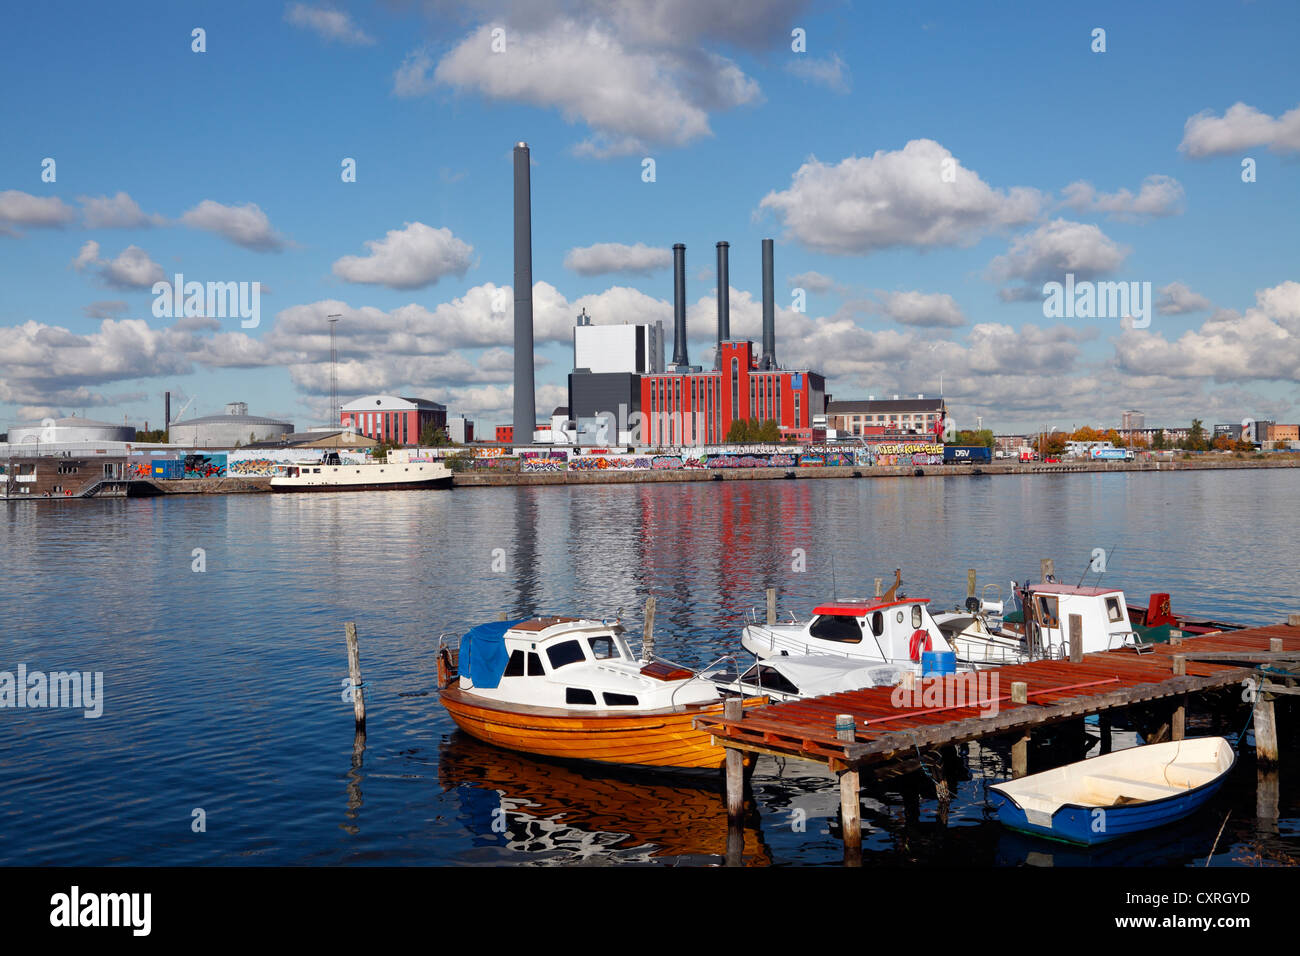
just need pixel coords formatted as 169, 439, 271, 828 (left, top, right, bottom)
989, 737, 1235, 845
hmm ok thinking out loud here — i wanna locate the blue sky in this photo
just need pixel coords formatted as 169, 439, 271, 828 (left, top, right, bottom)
1, 0, 1297, 434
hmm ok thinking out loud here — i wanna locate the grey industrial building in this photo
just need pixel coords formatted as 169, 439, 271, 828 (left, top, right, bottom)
168, 402, 294, 447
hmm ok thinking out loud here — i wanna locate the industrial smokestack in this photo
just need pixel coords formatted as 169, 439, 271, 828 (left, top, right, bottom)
512, 142, 536, 440
672, 243, 688, 369
164, 391, 171, 440
761, 238, 776, 370
715, 241, 730, 369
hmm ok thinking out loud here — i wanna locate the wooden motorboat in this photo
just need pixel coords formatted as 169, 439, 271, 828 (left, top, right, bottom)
988, 737, 1235, 845
437, 616, 764, 770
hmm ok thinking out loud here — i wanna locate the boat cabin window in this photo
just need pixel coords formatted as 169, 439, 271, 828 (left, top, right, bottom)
565, 687, 597, 705
602, 692, 638, 706
1105, 597, 1122, 622
503, 650, 526, 677
588, 635, 619, 660
871, 611, 883, 637
547, 640, 586, 670
1035, 595, 1060, 627
741, 665, 800, 696
527, 652, 544, 676
809, 615, 862, 643
911, 605, 923, 629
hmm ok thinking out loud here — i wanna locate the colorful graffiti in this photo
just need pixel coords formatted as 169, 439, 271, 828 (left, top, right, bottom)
568, 455, 650, 470
706, 454, 798, 469
228, 458, 282, 477
181, 453, 227, 478
520, 458, 564, 473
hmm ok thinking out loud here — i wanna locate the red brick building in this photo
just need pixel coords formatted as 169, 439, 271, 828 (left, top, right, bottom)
639, 341, 826, 445
341, 395, 446, 445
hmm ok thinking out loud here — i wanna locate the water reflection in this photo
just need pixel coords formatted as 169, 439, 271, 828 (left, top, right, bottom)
437, 732, 771, 865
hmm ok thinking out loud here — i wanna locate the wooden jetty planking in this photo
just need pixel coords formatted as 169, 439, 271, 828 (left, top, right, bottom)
698, 623, 1296, 768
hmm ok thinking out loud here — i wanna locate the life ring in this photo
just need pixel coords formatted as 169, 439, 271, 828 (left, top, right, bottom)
909, 629, 932, 662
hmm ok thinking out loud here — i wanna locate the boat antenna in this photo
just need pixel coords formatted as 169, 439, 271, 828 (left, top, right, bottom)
1076, 544, 1118, 589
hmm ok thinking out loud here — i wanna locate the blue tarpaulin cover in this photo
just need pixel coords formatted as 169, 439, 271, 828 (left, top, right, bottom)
460, 619, 528, 688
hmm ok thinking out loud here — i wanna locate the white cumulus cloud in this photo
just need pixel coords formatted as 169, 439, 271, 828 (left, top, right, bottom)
331, 222, 474, 290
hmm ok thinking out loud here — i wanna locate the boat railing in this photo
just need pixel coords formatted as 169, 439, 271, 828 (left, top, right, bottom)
746, 607, 798, 625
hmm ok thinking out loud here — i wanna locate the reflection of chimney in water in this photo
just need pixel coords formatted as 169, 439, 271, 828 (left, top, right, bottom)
760, 238, 776, 370
672, 243, 688, 369
715, 241, 729, 369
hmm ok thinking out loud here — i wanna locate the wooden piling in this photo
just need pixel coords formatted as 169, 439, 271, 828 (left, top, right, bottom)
874, 577, 882, 599
1010, 680, 1028, 704
1270, 637, 1284, 652
1288, 613, 1300, 627
1172, 696, 1186, 741
344, 621, 366, 728
839, 768, 862, 862
1012, 732, 1030, 778
1099, 711, 1112, 755
642, 595, 656, 660
766, 587, 777, 626
1069, 614, 1083, 663
1173, 654, 1186, 676
1254, 694, 1280, 767
1040, 558, 1054, 582
724, 697, 746, 822
967, 568, 977, 598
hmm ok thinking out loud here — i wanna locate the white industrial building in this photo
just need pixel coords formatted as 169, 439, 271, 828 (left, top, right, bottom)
572, 311, 665, 375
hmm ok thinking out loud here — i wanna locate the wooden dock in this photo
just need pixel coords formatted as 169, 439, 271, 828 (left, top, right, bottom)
697, 620, 1298, 859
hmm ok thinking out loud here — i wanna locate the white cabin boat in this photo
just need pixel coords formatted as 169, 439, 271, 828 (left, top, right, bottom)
741, 591, 955, 673
933, 582, 1150, 666
270, 454, 451, 492
707, 654, 905, 702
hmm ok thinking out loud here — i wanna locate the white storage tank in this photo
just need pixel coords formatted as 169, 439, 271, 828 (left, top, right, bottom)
7, 415, 135, 444
168, 402, 294, 448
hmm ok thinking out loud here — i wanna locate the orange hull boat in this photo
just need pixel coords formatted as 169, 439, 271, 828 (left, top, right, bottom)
440, 684, 763, 770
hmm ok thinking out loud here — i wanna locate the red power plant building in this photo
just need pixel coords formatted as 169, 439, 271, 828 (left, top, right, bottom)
641, 340, 825, 445
636, 238, 825, 445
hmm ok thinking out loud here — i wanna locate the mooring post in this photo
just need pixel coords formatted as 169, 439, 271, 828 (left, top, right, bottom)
642, 595, 656, 660
1257, 767, 1280, 836
766, 587, 777, 626
1254, 693, 1280, 767
1010, 680, 1028, 705
1270, 637, 1284, 652
344, 621, 366, 728
1099, 711, 1113, 755
835, 715, 861, 863
1012, 732, 1031, 778
724, 697, 746, 824
1288, 613, 1300, 628
967, 568, 977, 599
1040, 558, 1054, 583
874, 577, 882, 599
1069, 613, 1083, 663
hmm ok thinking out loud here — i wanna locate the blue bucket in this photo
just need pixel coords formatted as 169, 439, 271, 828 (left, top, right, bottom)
921, 650, 956, 678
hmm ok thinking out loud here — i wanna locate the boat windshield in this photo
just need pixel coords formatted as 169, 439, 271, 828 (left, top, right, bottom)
587, 634, 622, 661
809, 615, 863, 643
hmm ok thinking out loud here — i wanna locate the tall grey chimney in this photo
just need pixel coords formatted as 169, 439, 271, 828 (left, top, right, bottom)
512, 142, 536, 440
715, 241, 730, 369
672, 243, 688, 369
164, 391, 171, 440
760, 238, 776, 370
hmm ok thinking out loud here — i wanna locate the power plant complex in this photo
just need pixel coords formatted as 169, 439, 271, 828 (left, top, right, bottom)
512, 142, 826, 447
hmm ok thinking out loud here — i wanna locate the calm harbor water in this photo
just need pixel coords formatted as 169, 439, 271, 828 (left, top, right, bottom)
2, 469, 1297, 866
